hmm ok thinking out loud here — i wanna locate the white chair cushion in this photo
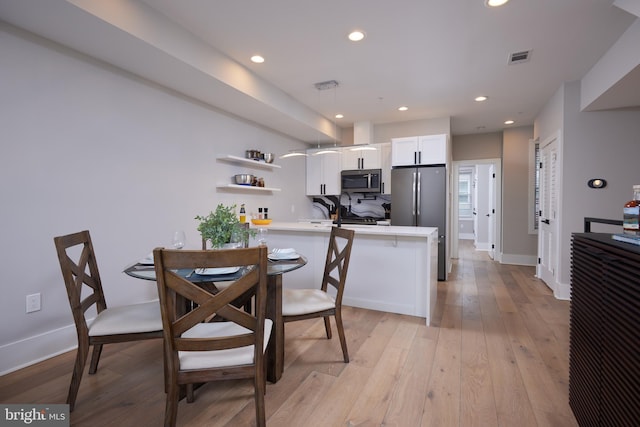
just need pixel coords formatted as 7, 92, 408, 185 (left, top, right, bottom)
88, 300, 162, 336
178, 319, 273, 370
282, 289, 336, 316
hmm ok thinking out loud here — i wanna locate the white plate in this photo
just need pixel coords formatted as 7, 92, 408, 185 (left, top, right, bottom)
268, 252, 300, 261
195, 266, 240, 275
271, 247, 296, 254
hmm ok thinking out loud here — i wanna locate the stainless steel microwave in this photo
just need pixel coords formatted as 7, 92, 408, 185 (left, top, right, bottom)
341, 169, 382, 193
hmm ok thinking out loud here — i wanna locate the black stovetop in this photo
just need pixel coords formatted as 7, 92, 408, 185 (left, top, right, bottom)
333, 216, 381, 225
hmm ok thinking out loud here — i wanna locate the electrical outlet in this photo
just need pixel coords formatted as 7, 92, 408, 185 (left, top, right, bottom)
26, 293, 41, 313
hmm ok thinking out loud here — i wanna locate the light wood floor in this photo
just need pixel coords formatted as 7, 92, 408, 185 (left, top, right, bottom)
0, 241, 577, 426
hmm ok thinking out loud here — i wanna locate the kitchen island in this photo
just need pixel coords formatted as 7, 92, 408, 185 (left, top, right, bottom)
253, 222, 438, 326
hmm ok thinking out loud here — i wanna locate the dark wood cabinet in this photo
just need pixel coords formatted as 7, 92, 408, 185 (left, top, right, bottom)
570, 233, 640, 426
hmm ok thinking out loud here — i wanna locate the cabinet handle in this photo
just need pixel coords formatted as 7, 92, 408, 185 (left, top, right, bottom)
414, 152, 417, 165
418, 151, 422, 164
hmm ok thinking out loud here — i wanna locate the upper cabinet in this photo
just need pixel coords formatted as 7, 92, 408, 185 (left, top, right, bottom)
305, 143, 392, 195
341, 146, 381, 170
380, 143, 392, 195
306, 149, 341, 196
391, 134, 447, 166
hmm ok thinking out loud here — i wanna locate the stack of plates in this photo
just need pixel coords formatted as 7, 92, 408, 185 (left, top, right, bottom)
268, 248, 300, 260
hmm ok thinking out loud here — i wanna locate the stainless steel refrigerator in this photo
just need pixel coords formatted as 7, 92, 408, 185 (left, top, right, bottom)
391, 165, 446, 280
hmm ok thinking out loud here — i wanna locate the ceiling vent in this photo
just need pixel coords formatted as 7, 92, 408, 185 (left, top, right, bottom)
508, 50, 532, 65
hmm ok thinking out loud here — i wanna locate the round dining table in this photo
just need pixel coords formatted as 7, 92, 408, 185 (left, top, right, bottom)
124, 254, 307, 383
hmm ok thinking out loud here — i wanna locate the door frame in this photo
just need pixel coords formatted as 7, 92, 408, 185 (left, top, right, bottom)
451, 158, 502, 261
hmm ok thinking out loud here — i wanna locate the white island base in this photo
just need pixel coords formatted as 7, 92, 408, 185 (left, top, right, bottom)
255, 222, 438, 326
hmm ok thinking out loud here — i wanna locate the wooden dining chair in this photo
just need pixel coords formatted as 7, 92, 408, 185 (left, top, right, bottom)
282, 226, 355, 362
153, 246, 271, 427
200, 222, 253, 313
53, 230, 164, 411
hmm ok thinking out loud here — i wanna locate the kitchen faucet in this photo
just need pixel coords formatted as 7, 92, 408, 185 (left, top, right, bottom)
336, 190, 352, 228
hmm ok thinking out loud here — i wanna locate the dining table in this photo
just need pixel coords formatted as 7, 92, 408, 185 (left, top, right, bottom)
124, 251, 307, 383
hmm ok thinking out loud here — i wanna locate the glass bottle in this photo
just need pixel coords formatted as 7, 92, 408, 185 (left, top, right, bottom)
623, 185, 640, 235
258, 208, 263, 219
264, 208, 268, 219
239, 204, 246, 223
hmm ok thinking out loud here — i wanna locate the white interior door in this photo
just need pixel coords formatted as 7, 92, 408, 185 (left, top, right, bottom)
473, 168, 479, 245
488, 164, 496, 260
451, 159, 502, 262
537, 135, 558, 290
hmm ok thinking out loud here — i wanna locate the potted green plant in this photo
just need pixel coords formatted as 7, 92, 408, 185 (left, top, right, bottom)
195, 203, 255, 249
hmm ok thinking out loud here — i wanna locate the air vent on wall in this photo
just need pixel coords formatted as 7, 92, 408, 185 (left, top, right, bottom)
508, 49, 532, 65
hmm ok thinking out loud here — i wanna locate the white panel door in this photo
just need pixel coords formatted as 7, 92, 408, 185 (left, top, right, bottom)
537, 135, 558, 290
488, 164, 496, 260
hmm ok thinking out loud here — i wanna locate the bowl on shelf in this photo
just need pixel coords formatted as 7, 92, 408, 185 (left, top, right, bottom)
263, 153, 274, 163
234, 174, 254, 185
251, 219, 272, 225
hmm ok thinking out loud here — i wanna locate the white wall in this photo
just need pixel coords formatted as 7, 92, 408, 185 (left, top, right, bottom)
0, 25, 311, 373
535, 80, 640, 292
373, 117, 451, 143
502, 126, 537, 264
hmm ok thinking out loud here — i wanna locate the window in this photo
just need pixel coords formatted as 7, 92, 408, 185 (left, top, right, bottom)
459, 170, 473, 218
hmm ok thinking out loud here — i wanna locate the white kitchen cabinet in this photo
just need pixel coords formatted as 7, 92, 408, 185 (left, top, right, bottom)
305, 149, 341, 195
391, 134, 447, 166
341, 146, 381, 170
379, 142, 392, 194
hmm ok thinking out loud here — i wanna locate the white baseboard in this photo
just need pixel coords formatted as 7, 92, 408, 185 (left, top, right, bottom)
459, 233, 474, 240
0, 323, 78, 376
555, 280, 571, 300
475, 242, 491, 251
500, 253, 537, 266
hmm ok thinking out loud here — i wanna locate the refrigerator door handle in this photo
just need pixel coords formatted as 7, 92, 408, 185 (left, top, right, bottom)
412, 172, 417, 218
416, 171, 421, 222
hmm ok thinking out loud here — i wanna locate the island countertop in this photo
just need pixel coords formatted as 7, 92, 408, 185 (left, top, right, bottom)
255, 221, 439, 325
252, 221, 437, 237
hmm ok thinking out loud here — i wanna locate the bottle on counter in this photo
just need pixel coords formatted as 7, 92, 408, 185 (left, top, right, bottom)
623, 185, 640, 235
264, 208, 269, 219
258, 207, 263, 219
239, 204, 246, 223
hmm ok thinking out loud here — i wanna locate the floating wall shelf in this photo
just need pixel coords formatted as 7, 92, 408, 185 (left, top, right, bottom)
216, 184, 281, 192
217, 155, 281, 170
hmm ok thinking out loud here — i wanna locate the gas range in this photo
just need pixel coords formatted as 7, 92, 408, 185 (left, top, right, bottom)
333, 217, 382, 225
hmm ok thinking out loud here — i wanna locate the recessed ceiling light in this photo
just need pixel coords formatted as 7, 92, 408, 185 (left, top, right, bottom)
475, 96, 488, 102
250, 55, 265, 64
504, 120, 515, 125
348, 31, 366, 42
485, 0, 510, 7
335, 114, 344, 119
398, 106, 408, 111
